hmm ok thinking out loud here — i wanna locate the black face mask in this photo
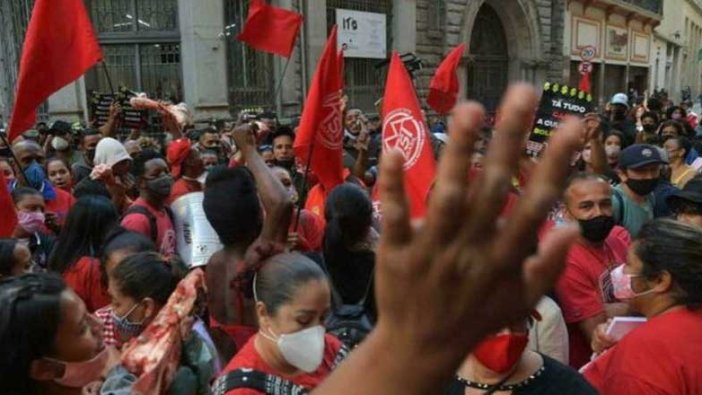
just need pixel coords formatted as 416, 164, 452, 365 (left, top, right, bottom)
626, 178, 659, 196
273, 158, 295, 169
578, 215, 615, 243
642, 124, 657, 134
85, 148, 96, 163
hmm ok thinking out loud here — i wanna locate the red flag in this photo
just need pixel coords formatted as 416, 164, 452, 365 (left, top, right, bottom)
237, 0, 303, 58
579, 71, 591, 93
8, 0, 103, 142
0, 172, 17, 237
427, 44, 465, 114
293, 26, 344, 192
382, 51, 437, 218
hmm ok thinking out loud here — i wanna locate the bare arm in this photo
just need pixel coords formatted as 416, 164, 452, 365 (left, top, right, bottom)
233, 125, 293, 244
99, 102, 121, 137
584, 114, 608, 175
313, 85, 583, 395
578, 312, 607, 344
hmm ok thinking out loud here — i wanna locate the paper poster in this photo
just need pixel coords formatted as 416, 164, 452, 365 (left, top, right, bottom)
527, 82, 593, 157
336, 8, 387, 59
90, 86, 148, 129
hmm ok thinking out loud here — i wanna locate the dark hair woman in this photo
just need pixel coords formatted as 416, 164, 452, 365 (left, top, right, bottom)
0, 238, 32, 278
0, 273, 109, 395
584, 219, 702, 393
48, 195, 119, 312
214, 252, 348, 395
322, 183, 377, 320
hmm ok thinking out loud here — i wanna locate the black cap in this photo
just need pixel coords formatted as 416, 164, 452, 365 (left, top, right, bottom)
618, 144, 667, 170
49, 120, 72, 135
667, 177, 702, 209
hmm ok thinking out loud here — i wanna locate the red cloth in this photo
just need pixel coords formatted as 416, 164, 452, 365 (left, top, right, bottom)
304, 184, 327, 220
221, 334, 343, 395
427, 44, 465, 114
582, 308, 702, 394
121, 269, 206, 394
294, 26, 344, 193
236, 0, 303, 58
554, 226, 630, 368
95, 305, 121, 349
8, 0, 102, 141
382, 51, 437, 219
121, 198, 177, 257
62, 257, 110, 313
291, 209, 324, 252
166, 138, 192, 178
168, 178, 202, 204
45, 187, 75, 226
0, 172, 17, 237
579, 71, 592, 93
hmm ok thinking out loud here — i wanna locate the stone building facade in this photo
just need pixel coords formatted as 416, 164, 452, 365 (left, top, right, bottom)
1, 0, 566, 126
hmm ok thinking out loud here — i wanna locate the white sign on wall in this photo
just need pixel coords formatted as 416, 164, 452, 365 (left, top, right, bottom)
336, 9, 387, 59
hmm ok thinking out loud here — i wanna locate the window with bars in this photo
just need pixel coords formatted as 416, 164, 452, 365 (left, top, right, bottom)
85, 0, 182, 102
224, 0, 274, 115
327, 0, 392, 114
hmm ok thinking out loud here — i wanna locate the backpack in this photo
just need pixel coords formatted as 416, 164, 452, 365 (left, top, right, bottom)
122, 204, 175, 244
323, 273, 374, 349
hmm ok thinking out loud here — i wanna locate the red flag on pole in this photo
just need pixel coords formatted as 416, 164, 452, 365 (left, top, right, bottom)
8, 0, 103, 142
293, 26, 344, 192
427, 44, 465, 114
237, 0, 303, 58
0, 172, 17, 237
382, 51, 437, 218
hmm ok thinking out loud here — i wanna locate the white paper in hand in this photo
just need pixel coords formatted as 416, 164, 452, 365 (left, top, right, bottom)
606, 317, 647, 341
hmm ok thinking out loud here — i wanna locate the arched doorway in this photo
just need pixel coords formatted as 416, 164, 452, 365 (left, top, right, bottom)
466, 3, 509, 112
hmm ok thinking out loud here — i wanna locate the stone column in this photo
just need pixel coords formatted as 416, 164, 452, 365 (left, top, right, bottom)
304, 0, 328, 91
47, 80, 86, 124
393, 0, 417, 53
178, 0, 230, 121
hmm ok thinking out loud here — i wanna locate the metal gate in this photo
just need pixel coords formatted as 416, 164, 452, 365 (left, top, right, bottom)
326, 0, 392, 114
466, 3, 508, 113
225, 0, 274, 116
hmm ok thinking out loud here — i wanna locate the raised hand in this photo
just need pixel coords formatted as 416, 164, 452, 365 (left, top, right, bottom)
314, 84, 584, 395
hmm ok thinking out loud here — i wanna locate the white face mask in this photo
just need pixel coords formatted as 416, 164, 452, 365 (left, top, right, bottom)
51, 136, 69, 151
261, 325, 326, 373
605, 145, 621, 158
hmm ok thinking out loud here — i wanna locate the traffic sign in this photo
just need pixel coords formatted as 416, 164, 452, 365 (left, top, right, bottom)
578, 61, 593, 75
580, 46, 596, 61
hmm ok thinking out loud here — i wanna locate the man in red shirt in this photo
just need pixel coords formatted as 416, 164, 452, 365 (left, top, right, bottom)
121, 150, 177, 257
554, 173, 630, 368
167, 138, 205, 203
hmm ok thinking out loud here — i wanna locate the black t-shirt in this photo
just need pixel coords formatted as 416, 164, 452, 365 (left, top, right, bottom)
445, 354, 597, 395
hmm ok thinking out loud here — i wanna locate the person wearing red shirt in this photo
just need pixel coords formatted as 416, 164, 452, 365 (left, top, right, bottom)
554, 173, 631, 368
203, 125, 292, 362
582, 219, 702, 394
47, 195, 119, 312
167, 138, 206, 203
121, 150, 177, 257
214, 253, 347, 395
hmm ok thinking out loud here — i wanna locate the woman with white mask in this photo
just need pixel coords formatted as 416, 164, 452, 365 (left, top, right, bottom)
213, 252, 348, 395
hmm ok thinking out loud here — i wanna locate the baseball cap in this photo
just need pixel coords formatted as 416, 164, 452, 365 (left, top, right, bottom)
49, 120, 72, 135
22, 129, 39, 139
667, 176, 702, 210
167, 138, 192, 178
618, 144, 667, 169
610, 93, 629, 108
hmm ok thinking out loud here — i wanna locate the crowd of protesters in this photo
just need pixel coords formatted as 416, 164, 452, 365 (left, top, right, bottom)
1, 84, 701, 395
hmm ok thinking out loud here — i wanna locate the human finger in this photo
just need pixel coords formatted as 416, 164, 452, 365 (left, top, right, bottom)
462, 84, 538, 238
424, 102, 483, 244
378, 149, 412, 247
496, 118, 583, 266
522, 225, 579, 306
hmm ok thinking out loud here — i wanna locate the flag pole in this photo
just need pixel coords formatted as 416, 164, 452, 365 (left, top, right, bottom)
102, 61, 115, 94
294, 135, 315, 231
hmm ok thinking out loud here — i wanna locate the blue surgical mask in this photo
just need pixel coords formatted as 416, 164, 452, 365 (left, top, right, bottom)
111, 303, 145, 339
24, 160, 46, 190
